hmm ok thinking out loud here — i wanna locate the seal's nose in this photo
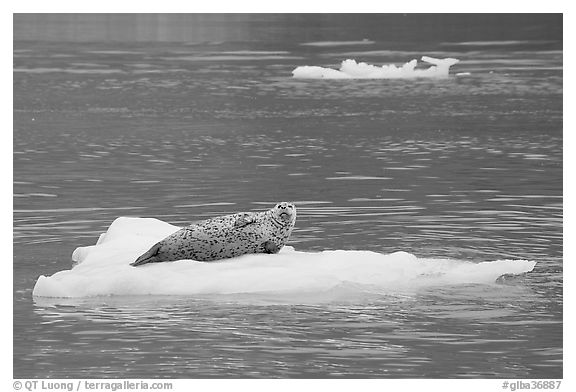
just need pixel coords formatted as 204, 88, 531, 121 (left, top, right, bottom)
276, 202, 295, 220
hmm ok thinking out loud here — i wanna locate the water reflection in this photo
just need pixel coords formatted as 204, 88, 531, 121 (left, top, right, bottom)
23, 281, 560, 378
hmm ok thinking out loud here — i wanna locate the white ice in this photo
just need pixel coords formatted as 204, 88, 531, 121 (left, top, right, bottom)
33, 217, 535, 298
292, 56, 460, 79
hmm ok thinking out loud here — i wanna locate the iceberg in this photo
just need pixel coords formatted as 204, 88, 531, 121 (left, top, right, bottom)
292, 56, 460, 79
32, 217, 535, 298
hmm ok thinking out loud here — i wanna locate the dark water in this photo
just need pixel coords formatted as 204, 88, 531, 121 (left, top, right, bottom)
13, 14, 562, 378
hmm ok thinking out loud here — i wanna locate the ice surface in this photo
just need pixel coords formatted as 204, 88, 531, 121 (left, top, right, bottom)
33, 217, 535, 298
292, 56, 460, 79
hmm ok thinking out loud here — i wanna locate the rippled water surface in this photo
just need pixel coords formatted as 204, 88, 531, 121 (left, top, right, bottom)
14, 14, 562, 378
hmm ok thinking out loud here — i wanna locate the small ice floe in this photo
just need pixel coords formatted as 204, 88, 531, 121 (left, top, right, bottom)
292, 56, 460, 79
33, 217, 536, 299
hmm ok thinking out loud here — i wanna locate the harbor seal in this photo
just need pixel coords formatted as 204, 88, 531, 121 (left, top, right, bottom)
130, 202, 296, 266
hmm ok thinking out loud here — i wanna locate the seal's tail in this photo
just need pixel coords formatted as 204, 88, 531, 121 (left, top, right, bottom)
130, 242, 162, 267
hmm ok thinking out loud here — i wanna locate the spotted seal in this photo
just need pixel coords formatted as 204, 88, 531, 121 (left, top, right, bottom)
130, 202, 296, 266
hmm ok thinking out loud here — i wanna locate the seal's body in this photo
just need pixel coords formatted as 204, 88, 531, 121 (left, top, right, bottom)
130, 202, 296, 266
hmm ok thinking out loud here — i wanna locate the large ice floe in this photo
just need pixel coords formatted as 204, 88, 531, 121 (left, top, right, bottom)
292, 56, 460, 79
32, 217, 536, 299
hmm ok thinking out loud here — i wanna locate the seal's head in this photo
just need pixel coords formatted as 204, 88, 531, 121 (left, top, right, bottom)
270, 201, 297, 227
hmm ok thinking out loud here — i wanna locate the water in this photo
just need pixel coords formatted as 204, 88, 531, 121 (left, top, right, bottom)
13, 14, 562, 378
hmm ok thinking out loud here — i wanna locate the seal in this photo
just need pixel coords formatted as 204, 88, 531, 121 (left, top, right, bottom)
130, 202, 296, 266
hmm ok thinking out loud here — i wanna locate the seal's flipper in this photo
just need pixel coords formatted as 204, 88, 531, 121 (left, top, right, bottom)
261, 240, 280, 254
131, 242, 162, 267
